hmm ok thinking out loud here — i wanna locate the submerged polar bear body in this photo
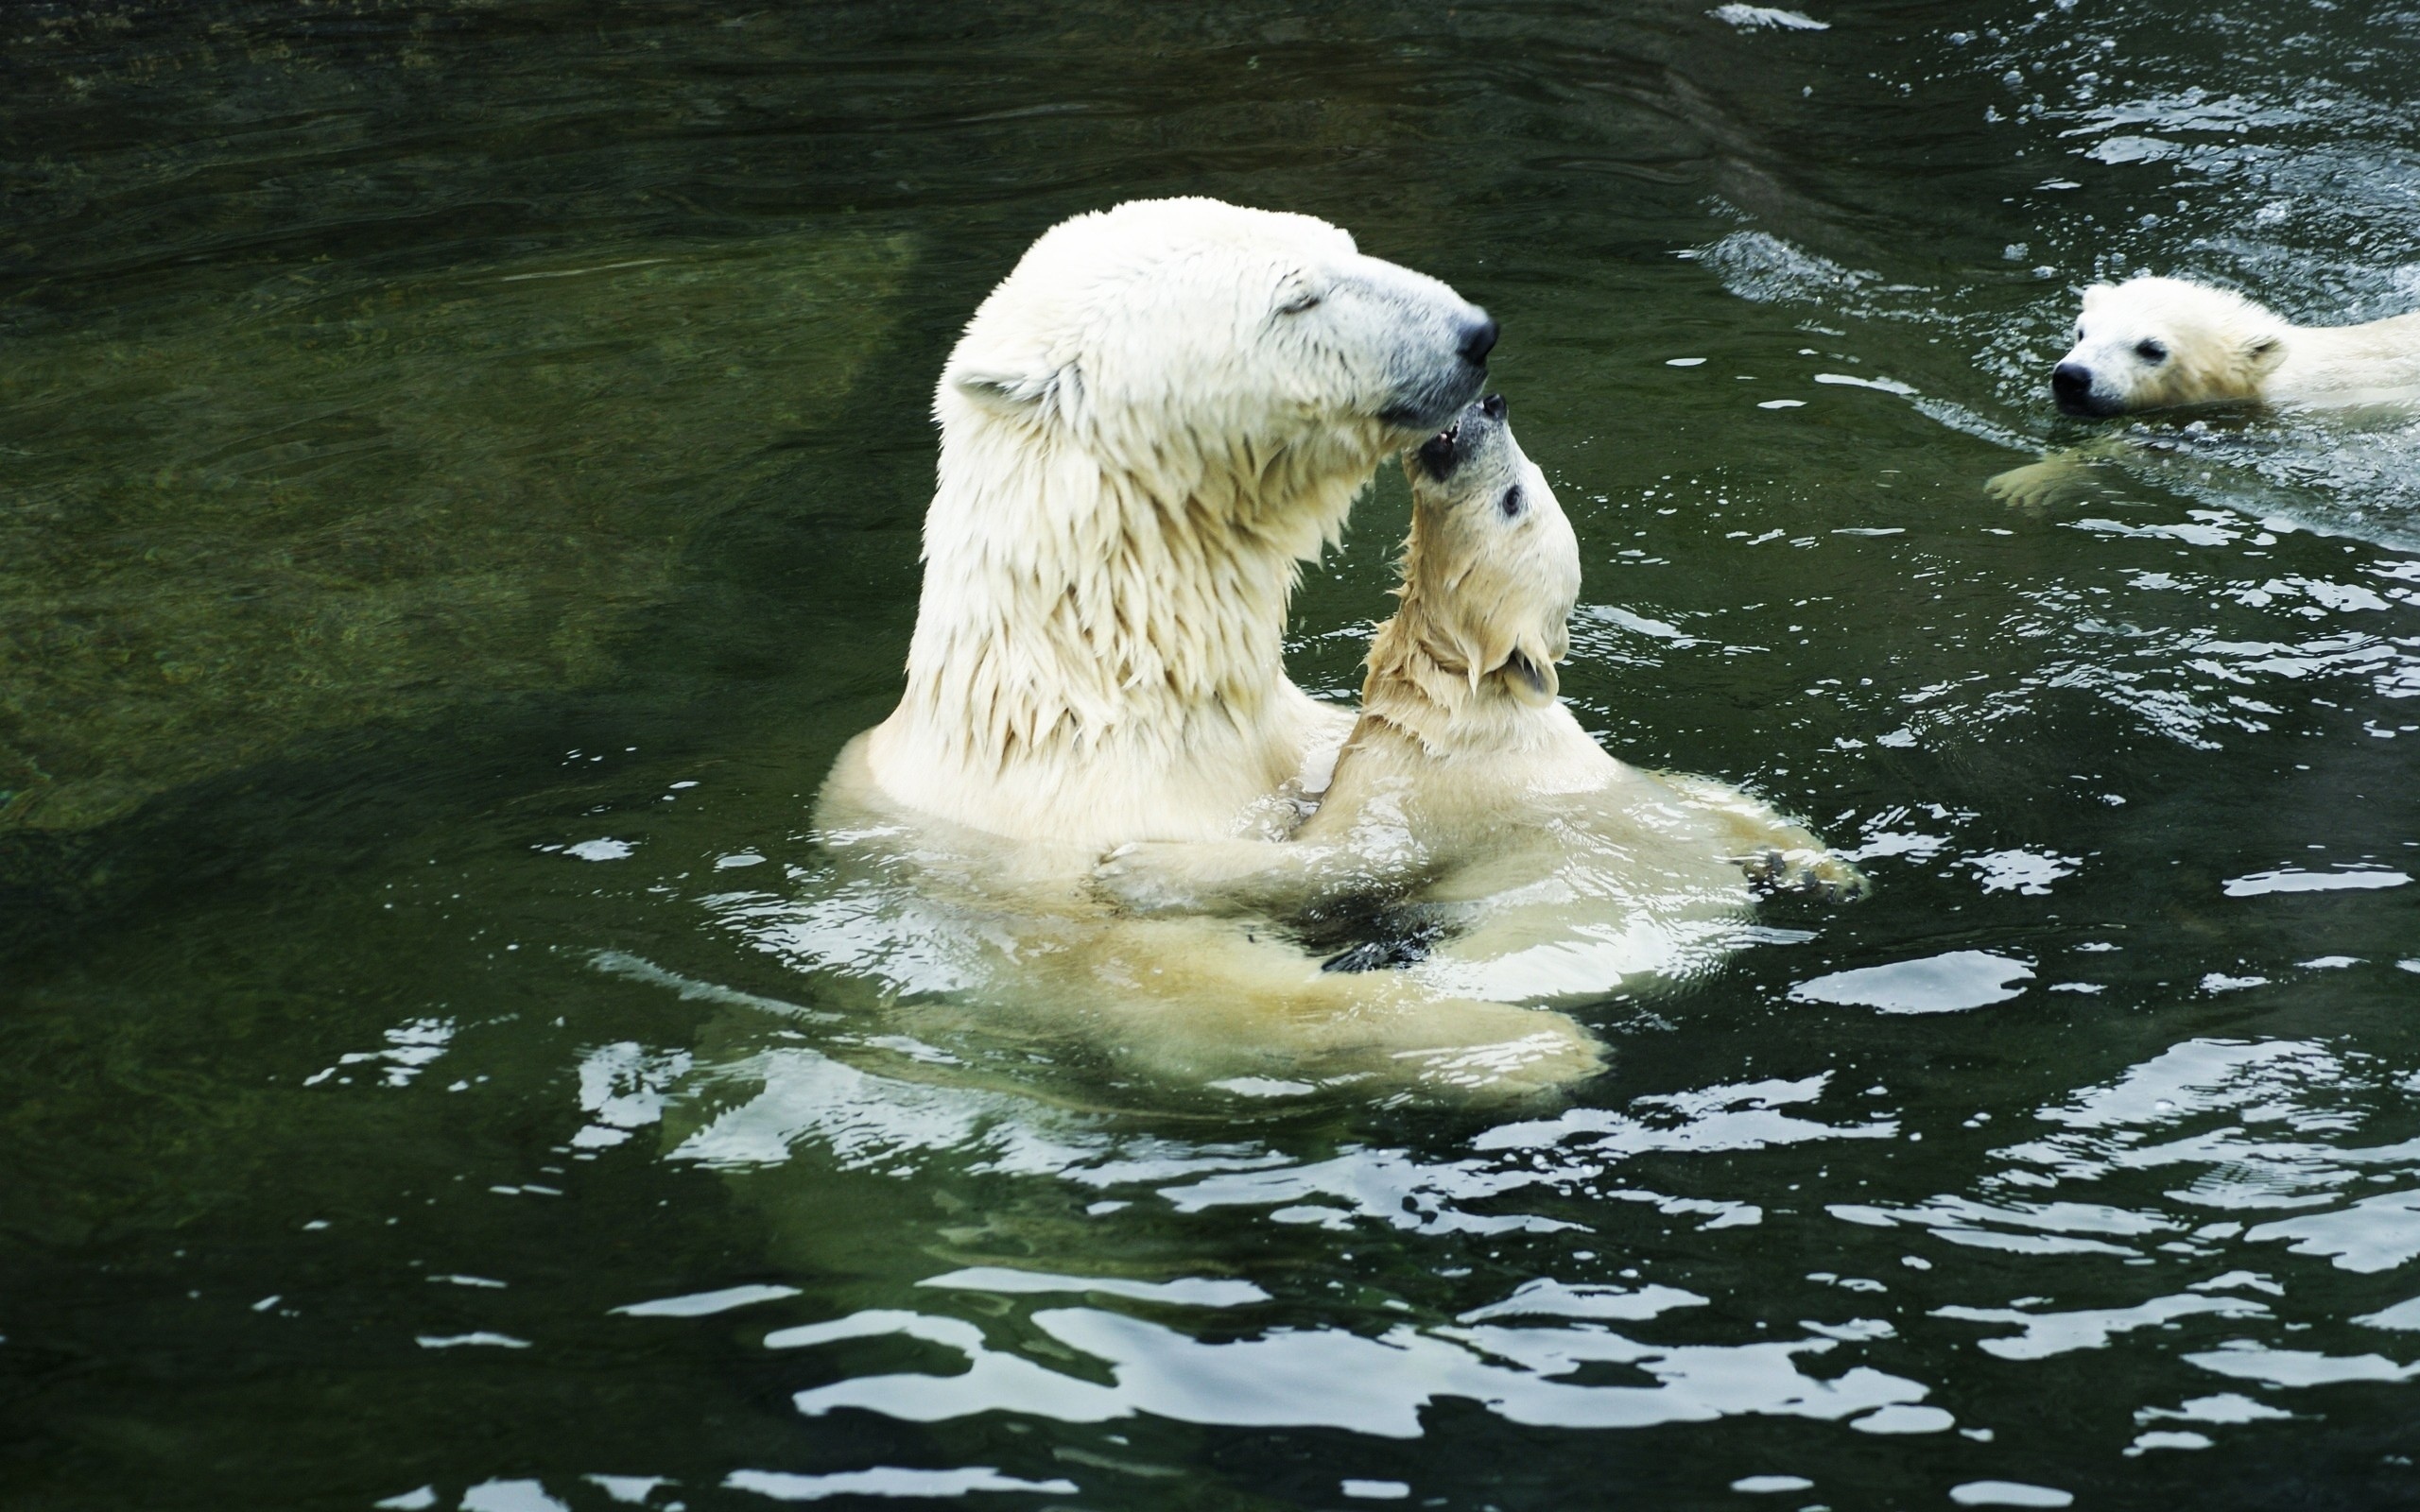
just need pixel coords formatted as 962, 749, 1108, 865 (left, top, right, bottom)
843, 197, 1498, 851
808, 200, 1618, 1094
1095, 396, 1864, 1003
2053, 276, 2420, 416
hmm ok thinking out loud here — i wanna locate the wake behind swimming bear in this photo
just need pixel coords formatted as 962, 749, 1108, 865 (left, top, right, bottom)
1098, 395, 1863, 989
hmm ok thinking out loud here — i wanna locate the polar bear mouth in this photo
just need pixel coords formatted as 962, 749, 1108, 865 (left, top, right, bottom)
1414, 421, 1463, 480
1413, 394, 1507, 482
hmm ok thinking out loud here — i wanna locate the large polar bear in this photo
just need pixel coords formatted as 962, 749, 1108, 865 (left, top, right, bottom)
829, 197, 1498, 853
2049, 276, 2420, 416
806, 199, 1620, 1095
797, 200, 1852, 1096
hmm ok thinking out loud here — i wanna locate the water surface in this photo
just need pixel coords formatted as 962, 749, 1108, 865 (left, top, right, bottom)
6, 2, 2420, 1508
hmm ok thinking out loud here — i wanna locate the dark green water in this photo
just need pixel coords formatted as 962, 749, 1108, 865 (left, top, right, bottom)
6, 2, 2419, 1508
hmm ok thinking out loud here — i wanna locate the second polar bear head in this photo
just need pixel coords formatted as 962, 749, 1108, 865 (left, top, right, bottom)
1392, 392, 1580, 709
940, 198, 1496, 508
2050, 277, 2287, 416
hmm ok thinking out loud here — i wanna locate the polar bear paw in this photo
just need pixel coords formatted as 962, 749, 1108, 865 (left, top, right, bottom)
1092, 841, 1221, 915
1741, 846, 1870, 904
1984, 453, 2108, 512
1984, 458, 2065, 511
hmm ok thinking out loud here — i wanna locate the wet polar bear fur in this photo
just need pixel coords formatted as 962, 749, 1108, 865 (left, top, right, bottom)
1095, 396, 1865, 998
1989, 275, 2420, 508
812, 200, 1612, 1096
835, 196, 1498, 852
2052, 276, 2420, 416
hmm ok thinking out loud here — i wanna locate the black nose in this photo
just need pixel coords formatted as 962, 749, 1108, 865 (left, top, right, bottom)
1480, 392, 1506, 421
2051, 362, 2092, 403
1459, 316, 1498, 368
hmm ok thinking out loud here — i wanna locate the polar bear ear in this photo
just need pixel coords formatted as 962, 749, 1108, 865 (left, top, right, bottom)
950, 361, 1069, 418
2242, 333, 2286, 375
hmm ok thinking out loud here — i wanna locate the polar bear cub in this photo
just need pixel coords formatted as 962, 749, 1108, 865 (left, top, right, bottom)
1097, 395, 1863, 988
2052, 276, 2420, 416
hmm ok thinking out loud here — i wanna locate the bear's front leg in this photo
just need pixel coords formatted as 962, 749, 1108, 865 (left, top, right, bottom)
1983, 438, 2133, 512
1658, 774, 1870, 904
1738, 845, 1871, 904
1092, 834, 1432, 918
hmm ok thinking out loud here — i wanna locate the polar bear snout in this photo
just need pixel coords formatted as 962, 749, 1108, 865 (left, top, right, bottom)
2050, 360, 2111, 416
1376, 303, 1498, 432
1459, 317, 1500, 369
1352, 250, 1497, 435
1410, 392, 1507, 482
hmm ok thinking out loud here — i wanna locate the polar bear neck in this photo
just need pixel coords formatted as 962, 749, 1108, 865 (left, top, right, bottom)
1357, 594, 1558, 758
2270, 310, 2420, 406
883, 412, 1374, 837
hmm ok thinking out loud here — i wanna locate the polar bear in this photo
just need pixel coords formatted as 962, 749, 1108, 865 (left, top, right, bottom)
821, 197, 1498, 855
1990, 275, 2420, 508
802, 200, 1613, 1096
2049, 276, 2420, 417
1094, 394, 1864, 994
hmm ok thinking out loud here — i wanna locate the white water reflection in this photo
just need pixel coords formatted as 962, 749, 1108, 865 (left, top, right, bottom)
1808, 1026, 2420, 1452
2248, 1191, 2420, 1274
660, 1040, 1894, 1236
1458, 1279, 1706, 1324
920, 1267, 1268, 1308
1831, 1194, 2169, 1258
722, 1468, 1078, 1502
1791, 953, 2033, 1014
666, 1045, 1112, 1176
2186, 1342, 2420, 1389
1996, 1038, 2420, 1218
1948, 1483, 2072, 1509
775, 1302, 1932, 1437
2222, 868, 2411, 898
1935, 1294, 2268, 1360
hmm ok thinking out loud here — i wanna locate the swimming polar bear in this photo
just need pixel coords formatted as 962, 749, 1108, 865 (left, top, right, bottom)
823, 197, 1498, 856
1989, 276, 2420, 508
2049, 277, 2420, 417
1094, 395, 1864, 999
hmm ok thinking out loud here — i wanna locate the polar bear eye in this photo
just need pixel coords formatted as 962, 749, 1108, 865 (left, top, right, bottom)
1499, 486, 1524, 519
2135, 338, 2168, 364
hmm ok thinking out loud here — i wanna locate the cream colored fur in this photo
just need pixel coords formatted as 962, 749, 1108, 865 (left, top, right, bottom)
836, 197, 1495, 850
810, 737, 1606, 1096
1094, 398, 1865, 1003
2058, 276, 2420, 414
809, 200, 1609, 1097
1990, 276, 2420, 507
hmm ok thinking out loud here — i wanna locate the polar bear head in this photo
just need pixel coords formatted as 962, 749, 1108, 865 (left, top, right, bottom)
2050, 277, 2287, 416
939, 198, 1496, 522
1387, 392, 1579, 710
